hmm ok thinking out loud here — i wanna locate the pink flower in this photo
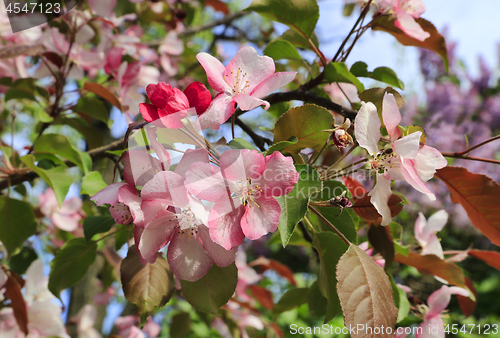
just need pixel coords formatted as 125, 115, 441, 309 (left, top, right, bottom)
235, 249, 262, 303
39, 188, 83, 232
416, 285, 469, 338
196, 46, 296, 130
115, 315, 160, 338
137, 148, 236, 281
90, 182, 143, 225
415, 210, 448, 259
359, 242, 385, 267
139, 82, 211, 129
377, 0, 430, 41
71, 304, 102, 338
185, 149, 299, 250
354, 93, 447, 225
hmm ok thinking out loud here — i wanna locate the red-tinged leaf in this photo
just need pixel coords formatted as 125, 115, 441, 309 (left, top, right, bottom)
4, 271, 28, 335
270, 322, 284, 337
435, 166, 500, 246
394, 252, 465, 287
248, 285, 274, 310
84, 82, 122, 111
457, 277, 476, 318
351, 194, 403, 221
206, 0, 229, 14
468, 250, 500, 270
336, 245, 398, 338
371, 16, 449, 72
368, 224, 394, 269
42, 52, 63, 68
343, 176, 367, 201
249, 257, 296, 286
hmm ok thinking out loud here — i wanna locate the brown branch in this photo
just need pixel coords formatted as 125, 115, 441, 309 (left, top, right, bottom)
441, 153, 500, 165
0, 139, 125, 191
236, 89, 358, 120
234, 117, 272, 151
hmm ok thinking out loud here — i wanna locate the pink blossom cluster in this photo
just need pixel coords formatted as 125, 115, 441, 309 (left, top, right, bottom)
91, 131, 299, 282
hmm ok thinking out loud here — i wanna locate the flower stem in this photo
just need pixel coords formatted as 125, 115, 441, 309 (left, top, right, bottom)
308, 205, 351, 246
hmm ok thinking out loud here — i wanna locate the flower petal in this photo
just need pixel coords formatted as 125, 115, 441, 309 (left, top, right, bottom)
368, 174, 393, 226
123, 150, 163, 186
414, 145, 447, 182
60, 197, 82, 214
118, 185, 144, 227
184, 81, 212, 115
208, 204, 246, 250
393, 131, 422, 159
354, 101, 381, 155
198, 224, 236, 267
195, 93, 235, 130
422, 235, 444, 259
250, 71, 297, 99
220, 149, 265, 182
164, 87, 190, 114
174, 148, 210, 179
253, 151, 299, 197
196, 52, 231, 93
241, 196, 281, 240
426, 285, 452, 318
400, 157, 436, 200
224, 46, 276, 93
395, 10, 430, 41
185, 163, 234, 202
233, 94, 269, 111
91, 182, 127, 206
51, 213, 81, 232
141, 171, 189, 208
167, 231, 214, 281
145, 126, 171, 168
146, 82, 174, 109
382, 93, 402, 140
416, 315, 443, 338
159, 107, 194, 129
134, 227, 157, 265
138, 210, 177, 260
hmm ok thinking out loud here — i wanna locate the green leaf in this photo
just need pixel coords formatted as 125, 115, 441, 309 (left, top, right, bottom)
350, 61, 369, 77
34, 134, 92, 174
312, 232, 348, 323
5, 88, 36, 101
264, 136, 298, 156
53, 116, 104, 150
273, 287, 309, 314
312, 180, 348, 202
324, 62, 365, 93
227, 138, 258, 151
372, 16, 449, 72
274, 104, 334, 153
83, 216, 115, 241
394, 241, 410, 256
20, 155, 72, 207
264, 39, 302, 60
370, 67, 405, 90
358, 86, 405, 114
0, 197, 37, 257
72, 95, 110, 126
396, 284, 410, 323
313, 207, 358, 244
121, 246, 175, 315
279, 29, 319, 51
81, 171, 108, 196
8, 247, 38, 275
170, 312, 192, 338
34, 107, 54, 123
48, 238, 97, 298
276, 164, 322, 247
308, 281, 327, 317
246, 0, 319, 38
180, 263, 238, 315
115, 224, 133, 251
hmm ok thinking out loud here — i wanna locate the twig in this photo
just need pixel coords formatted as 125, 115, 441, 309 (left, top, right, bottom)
454, 135, 500, 156
234, 117, 272, 151
441, 153, 500, 165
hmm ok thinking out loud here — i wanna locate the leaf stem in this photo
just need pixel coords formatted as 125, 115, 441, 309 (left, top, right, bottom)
322, 145, 357, 178
308, 206, 351, 246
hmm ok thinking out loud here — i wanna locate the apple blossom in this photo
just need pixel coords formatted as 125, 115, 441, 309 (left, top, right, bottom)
139, 82, 211, 129
71, 304, 102, 338
376, 0, 430, 41
185, 149, 299, 250
196, 46, 296, 130
416, 285, 469, 338
137, 148, 236, 281
354, 93, 447, 225
90, 182, 143, 225
415, 210, 448, 259
38, 188, 83, 232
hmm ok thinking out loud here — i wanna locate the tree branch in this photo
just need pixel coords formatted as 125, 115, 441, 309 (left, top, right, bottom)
234, 117, 272, 151
236, 89, 358, 120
